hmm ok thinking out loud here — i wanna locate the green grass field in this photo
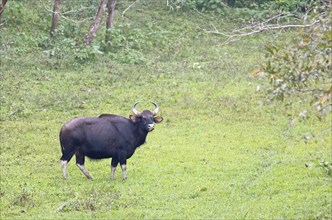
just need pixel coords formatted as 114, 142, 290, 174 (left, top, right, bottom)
1, 1, 331, 219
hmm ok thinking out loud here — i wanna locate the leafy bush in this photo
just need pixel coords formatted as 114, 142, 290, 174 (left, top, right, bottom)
235, 0, 313, 11
168, 0, 312, 12
38, 23, 102, 65
1, 1, 48, 56
260, 1, 331, 117
168, 0, 314, 24
103, 23, 169, 64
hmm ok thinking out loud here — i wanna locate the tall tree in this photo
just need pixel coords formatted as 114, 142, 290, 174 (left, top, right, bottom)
106, 0, 116, 30
84, 0, 107, 45
50, 0, 61, 36
105, 0, 116, 43
225, 0, 235, 7
49, 0, 117, 45
0, 0, 8, 21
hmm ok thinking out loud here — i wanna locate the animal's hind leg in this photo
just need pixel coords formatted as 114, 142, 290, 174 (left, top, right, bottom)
61, 160, 68, 179
110, 158, 119, 180
121, 163, 127, 180
60, 150, 75, 179
75, 152, 93, 179
119, 154, 128, 180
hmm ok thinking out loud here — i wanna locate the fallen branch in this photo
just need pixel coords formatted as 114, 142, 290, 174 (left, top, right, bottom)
122, 0, 139, 18
211, 21, 319, 36
202, 13, 320, 45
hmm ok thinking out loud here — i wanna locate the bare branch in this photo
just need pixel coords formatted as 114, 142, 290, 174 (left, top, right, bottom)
60, 15, 94, 24
40, 0, 95, 25
41, 0, 95, 16
202, 13, 321, 45
207, 21, 320, 37
60, 7, 96, 15
122, 0, 139, 18
193, 8, 214, 20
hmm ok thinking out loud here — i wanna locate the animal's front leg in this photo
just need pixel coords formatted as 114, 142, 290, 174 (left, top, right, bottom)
75, 153, 93, 179
76, 164, 93, 179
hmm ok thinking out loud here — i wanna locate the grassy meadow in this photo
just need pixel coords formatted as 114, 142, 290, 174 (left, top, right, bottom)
0, 1, 331, 219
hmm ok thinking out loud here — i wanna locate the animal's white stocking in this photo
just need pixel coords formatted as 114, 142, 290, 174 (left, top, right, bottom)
76, 164, 93, 179
61, 160, 68, 179
121, 164, 127, 180
111, 166, 116, 180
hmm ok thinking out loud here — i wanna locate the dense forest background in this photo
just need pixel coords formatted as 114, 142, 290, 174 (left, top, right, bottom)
1, 0, 330, 115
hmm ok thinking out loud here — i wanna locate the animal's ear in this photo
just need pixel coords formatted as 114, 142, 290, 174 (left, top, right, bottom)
129, 115, 137, 122
154, 116, 163, 123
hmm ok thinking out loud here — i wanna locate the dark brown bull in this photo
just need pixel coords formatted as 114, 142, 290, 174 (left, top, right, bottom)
59, 102, 163, 180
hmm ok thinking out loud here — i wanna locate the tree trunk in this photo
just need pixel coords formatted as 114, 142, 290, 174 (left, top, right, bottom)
106, 0, 116, 30
0, 0, 8, 21
50, 0, 61, 36
84, 0, 107, 45
225, 0, 235, 7
105, 0, 116, 43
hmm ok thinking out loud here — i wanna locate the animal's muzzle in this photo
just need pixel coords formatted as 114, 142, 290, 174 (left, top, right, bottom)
147, 124, 154, 132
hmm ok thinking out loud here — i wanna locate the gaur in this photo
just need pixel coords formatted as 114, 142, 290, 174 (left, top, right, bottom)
59, 102, 163, 180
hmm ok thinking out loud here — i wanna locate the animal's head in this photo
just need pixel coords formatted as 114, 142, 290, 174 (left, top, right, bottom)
129, 102, 163, 132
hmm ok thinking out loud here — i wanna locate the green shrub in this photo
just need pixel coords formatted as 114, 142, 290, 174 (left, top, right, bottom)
260, 1, 331, 117
168, 0, 312, 12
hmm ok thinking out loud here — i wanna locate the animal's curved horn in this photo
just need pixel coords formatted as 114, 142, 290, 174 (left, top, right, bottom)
132, 102, 142, 116
151, 102, 159, 115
